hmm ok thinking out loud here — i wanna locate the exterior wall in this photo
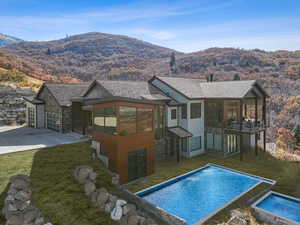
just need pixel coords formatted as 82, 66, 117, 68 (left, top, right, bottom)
89, 100, 156, 184
150, 78, 205, 157
167, 106, 178, 127
91, 128, 155, 184
38, 86, 61, 113
36, 104, 45, 128
62, 106, 72, 133
25, 101, 36, 127
187, 99, 205, 156
38, 86, 62, 131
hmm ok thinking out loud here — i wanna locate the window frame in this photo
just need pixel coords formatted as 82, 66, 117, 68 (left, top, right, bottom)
190, 136, 202, 151
190, 103, 201, 119
181, 105, 187, 119
171, 108, 177, 120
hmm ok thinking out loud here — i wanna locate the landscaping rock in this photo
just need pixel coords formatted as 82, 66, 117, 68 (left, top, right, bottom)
120, 215, 128, 225
89, 171, 97, 181
111, 199, 127, 221
6, 212, 24, 225
104, 201, 115, 213
84, 181, 96, 196
122, 203, 137, 216
34, 217, 44, 225
15, 190, 31, 202
127, 214, 140, 225
144, 218, 157, 225
111, 173, 120, 185
96, 188, 110, 209
2, 174, 51, 225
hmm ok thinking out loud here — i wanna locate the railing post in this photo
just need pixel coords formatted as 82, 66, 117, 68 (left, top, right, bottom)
240, 99, 243, 161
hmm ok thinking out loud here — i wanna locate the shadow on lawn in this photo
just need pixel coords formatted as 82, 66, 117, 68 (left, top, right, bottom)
27, 142, 118, 225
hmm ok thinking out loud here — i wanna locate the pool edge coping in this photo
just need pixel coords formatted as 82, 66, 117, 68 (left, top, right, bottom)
135, 163, 276, 225
251, 191, 300, 225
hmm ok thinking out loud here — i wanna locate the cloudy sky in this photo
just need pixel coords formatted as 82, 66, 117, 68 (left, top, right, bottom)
1, 0, 300, 52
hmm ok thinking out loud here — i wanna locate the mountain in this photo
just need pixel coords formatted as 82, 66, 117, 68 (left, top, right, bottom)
0, 33, 23, 47
1, 32, 299, 142
1, 32, 178, 81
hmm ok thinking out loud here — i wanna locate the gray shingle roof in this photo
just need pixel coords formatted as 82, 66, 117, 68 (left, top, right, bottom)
45, 83, 90, 106
96, 80, 169, 101
168, 127, 193, 138
156, 76, 259, 99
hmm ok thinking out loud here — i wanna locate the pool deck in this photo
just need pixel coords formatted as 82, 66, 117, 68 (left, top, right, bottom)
136, 163, 276, 225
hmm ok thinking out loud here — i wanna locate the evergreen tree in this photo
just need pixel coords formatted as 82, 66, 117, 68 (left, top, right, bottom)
169, 52, 176, 72
233, 74, 241, 80
46, 48, 51, 55
292, 124, 300, 144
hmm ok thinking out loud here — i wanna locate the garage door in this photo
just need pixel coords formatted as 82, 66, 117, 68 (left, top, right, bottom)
28, 108, 35, 127
46, 112, 61, 131
128, 149, 147, 182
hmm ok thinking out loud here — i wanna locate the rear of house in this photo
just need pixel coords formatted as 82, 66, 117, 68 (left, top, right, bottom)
24, 76, 269, 183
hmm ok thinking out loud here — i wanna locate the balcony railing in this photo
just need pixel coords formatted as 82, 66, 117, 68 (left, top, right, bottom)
225, 120, 267, 133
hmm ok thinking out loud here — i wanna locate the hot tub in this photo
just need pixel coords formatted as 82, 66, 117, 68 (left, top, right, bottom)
252, 191, 300, 225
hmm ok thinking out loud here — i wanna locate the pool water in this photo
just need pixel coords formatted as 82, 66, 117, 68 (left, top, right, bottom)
137, 165, 263, 225
256, 193, 300, 223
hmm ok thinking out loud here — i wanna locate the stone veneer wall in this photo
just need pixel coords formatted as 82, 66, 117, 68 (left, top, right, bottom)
0, 85, 34, 126
62, 106, 72, 133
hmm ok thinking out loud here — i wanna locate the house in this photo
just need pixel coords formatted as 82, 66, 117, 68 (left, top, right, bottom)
25, 76, 269, 183
149, 76, 269, 162
24, 82, 90, 132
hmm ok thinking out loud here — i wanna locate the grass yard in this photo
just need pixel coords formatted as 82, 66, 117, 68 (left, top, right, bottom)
0, 142, 118, 225
0, 143, 299, 225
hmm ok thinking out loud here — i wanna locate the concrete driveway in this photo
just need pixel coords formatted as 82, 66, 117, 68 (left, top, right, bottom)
0, 126, 89, 155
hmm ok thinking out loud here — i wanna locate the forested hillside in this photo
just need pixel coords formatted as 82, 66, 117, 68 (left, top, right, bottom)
1, 33, 299, 142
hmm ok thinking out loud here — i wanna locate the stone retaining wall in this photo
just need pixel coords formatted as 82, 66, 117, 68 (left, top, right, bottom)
117, 188, 187, 225
2, 174, 52, 225
73, 165, 160, 225
0, 85, 34, 125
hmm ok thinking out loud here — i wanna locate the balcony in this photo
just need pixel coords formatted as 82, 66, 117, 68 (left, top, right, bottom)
225, 120, 267, 133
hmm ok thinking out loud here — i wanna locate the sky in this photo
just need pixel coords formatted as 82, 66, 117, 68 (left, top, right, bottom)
0, 0, 300, 53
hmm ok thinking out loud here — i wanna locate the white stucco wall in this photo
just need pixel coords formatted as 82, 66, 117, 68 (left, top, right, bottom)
151, 78, 205, 157
167, 106, 178, 127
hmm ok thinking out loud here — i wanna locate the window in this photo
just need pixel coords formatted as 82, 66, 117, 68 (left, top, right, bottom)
191, 103, 201, 119
227, 102, 238, 121
119, 106, 137, 135
46, 112, 61, 131
171, 108, 177, 120
206, 102, 222, 124
190, 136, 201, 151
181, 105, 187, 119
137, 108, 153, 132
94, 106, 117, 134
182, 138, 188, 152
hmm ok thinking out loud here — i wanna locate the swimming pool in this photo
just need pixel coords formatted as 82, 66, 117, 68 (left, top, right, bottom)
252, 192, 300, 225
136, 164, 274, 225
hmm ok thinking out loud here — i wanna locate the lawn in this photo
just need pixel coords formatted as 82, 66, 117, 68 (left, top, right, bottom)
1, 143, 299, 225
0, 142, 118, 225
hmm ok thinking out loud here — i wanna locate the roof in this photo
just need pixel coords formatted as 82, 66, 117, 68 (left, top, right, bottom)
39, 83, 90, 106
154, 76, 267, 99
168, 127, 193, 138
84, 80, 169, 101
23, 96, 44, 104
